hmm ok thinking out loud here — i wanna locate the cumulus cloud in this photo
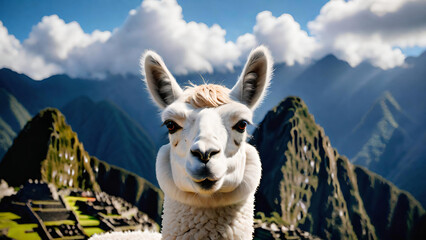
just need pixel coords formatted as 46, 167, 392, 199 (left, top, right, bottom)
0, 0, 241, 79
65, 0, 241, 78
24, 15, 110, 63
235, 11, 318, 66
308, 0, 426, 69
1, 0, 426, 79
251, 11, 318, 65
0, 15, 110, 79
0, 21, 61, 79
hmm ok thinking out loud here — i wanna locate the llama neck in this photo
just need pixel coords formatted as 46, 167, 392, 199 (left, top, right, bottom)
161, 195, 255, 240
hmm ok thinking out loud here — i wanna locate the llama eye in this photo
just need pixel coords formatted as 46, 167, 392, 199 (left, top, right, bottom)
232, 120, 248, 133
163, 120, 182, 134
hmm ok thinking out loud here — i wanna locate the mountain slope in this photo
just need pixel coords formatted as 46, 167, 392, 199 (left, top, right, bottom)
0, 69, 166, 145
339, 92, 426, 207
61, 96, 157, 185
250, 97, 425, 240
1, 50, 424, 152
0, 69, 45, 114
346, 92, 412, 170
0, 118, 15, 159
387, 133, 426, 208
0, 108, 163, 223
0, 88, 31, 133
0, 108, 99, 189
0, 88, 31, 159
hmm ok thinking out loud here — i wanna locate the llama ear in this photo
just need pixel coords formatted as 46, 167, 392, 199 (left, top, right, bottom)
230, 46, 273, 110
141, 51, 183, 109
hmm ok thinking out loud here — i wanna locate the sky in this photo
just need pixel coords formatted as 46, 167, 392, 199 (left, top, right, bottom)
0, 0, 425, 80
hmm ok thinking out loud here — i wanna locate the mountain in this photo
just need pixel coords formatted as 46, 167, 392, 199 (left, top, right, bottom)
0, 108, 163, 223
339, 92, 426, 207
388, 133, 426, 209
345, 92, 412, 166
61, 96, 157, 185
0, 108, 100, 190
250, 97, 425, 240
0, 69, 164, 145
0, 69, 45, 114
384, 51, 426, 124
1, 51, 425, 151
0, 89, 31, 159
273, 55, 361, 142
1, 50, 425, 212
337, 51, 426, 148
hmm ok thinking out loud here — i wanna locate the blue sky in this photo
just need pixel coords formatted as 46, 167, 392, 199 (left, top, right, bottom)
0, 0, 328, 42
0, 0, 425, 79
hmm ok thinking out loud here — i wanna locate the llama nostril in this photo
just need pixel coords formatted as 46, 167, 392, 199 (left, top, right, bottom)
190, 149, 220, 163
191, 149, 204, 162
209, 150, 220, 158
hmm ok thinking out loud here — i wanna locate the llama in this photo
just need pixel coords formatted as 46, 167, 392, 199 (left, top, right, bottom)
90, 46, 273, 240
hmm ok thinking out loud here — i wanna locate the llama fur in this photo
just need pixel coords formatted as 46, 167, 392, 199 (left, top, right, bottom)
90, 231, 162, 240
89, 46, 273, 240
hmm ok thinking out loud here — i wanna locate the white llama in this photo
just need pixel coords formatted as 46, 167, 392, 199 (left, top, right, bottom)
90, 46, 273, 240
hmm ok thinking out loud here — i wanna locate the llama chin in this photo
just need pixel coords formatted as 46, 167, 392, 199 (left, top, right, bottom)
90, 46, 273, 240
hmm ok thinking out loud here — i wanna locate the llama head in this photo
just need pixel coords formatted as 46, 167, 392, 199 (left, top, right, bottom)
142, 46, 273, 207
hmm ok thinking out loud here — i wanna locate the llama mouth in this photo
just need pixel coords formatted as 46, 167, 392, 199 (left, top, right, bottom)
197, 179, 217, 189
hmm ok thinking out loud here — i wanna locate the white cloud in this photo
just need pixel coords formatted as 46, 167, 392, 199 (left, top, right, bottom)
235, 11, 319, 66
65, 0, 241, 78
23, 15, 110, 63
0, 21, 62, 79
308, 0, 426, 69
0, 0, 241, 79
1, 0, 426, 79
251, 11, 319, 66
0, 15, 110, 79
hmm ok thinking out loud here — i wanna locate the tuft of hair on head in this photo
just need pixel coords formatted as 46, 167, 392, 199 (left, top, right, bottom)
185, 84, 231, 108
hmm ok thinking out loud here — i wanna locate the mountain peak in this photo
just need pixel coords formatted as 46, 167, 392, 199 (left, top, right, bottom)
251, 96, 424, 240
0, 108, 164, 223
61, 97, 158, 185
351, 91, 406, 138
316, 54, 350, 67
0, 88, 31, 132
0, 68, 19, 75
380, 91, 401, 112
0, 108, 100, 190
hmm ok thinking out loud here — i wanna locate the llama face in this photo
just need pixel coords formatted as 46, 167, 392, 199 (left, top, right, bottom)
160, 97, 253, 195
142, 46, 273, 205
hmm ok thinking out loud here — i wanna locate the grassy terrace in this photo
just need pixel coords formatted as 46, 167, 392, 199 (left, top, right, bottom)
0, 212, 40, 240
64, 196, 104, 236
0, 195, 104, 239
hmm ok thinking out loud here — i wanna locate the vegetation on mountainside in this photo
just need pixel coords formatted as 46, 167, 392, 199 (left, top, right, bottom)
251, 97, 425, 240
62, 96, 157, 186
0, 89, 31, 159
0, 108, 163, 224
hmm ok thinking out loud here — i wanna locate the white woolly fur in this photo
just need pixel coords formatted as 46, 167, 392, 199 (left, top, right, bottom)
161, 195, 255, 239
90, 230, 162, 240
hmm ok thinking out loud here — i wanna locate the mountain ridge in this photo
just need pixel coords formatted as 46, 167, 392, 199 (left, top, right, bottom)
61, 96, 158, 185
251, 97, 425, 240
0, 89, 31, 159
1, 49, 425, 215
0, 108, 163, 223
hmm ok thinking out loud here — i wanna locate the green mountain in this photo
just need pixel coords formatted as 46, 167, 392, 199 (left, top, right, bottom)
61, 96, 157, 185
250, 97, 425, 240
387, 133, 426, 209
0, 88, 31, 159
0, 68, 165, 146
0, 108, 163, 223
340, 92, 426, 207
345, 92, 412, 170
